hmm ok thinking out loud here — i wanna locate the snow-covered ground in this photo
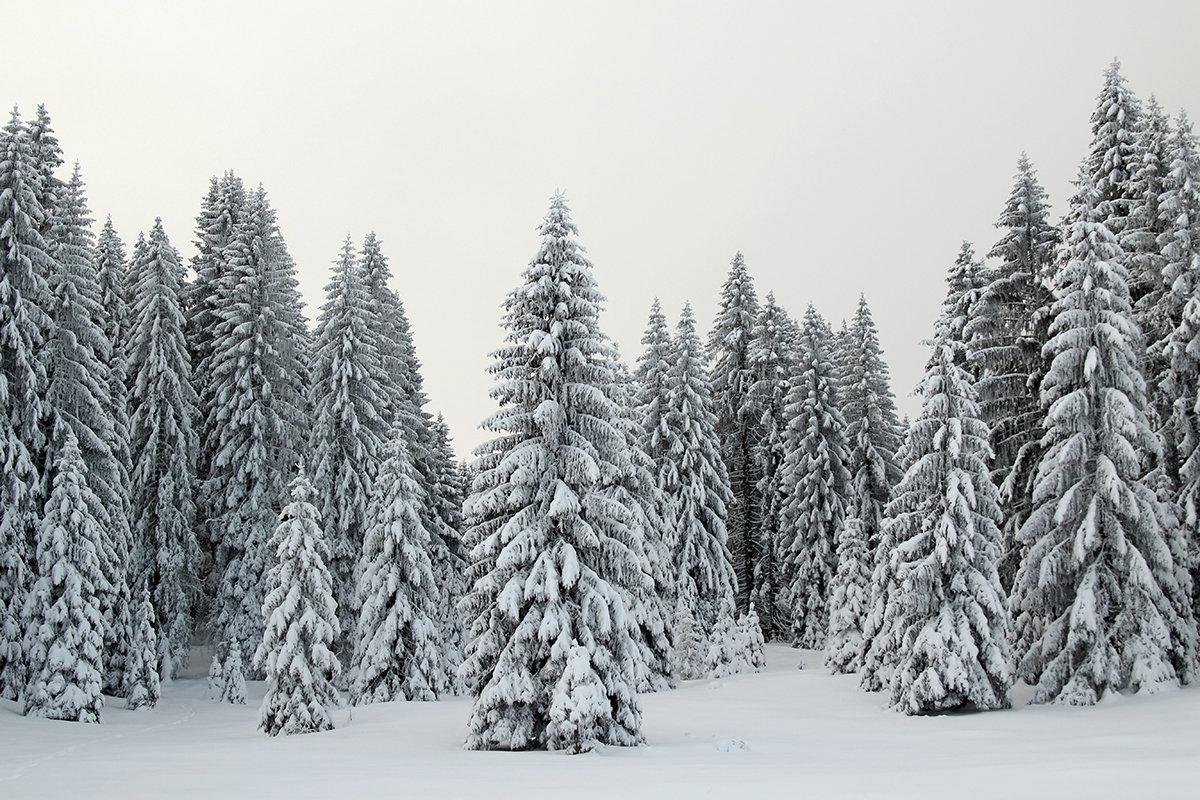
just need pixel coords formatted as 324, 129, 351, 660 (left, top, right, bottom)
2, 644, 1196, 799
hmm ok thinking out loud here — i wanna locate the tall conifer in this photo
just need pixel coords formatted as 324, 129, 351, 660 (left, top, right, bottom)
309, 236, 387, 642
966, 156, 1060, 590
127, 218, 198, 676
0, 110, 55, 699
21, 422, 107, 722
459, 195, 644, 752
1010, 184, 1197, 703
256, 472, 341, 735
873, 309, 1010, 714
778, 305, 850, 648
665, 304, 738, 638
707, 252, 761, 612
204, 187, 310, 667
745, 293, 797, 639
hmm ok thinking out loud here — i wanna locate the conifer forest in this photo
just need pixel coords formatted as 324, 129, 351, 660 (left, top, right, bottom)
1, 48, 1198, 799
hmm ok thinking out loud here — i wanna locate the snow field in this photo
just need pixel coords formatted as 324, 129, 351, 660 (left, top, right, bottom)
2, 644, 1196, 800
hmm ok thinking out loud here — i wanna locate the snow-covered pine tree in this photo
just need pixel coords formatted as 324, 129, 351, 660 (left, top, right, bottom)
351, 429, 441, 703
707, 252, 762, 613
1085, 61, 1146, 300
670, 599, 706, 680
95, 216, 134, 694
309, 236, 387, 643
965, 155, 1060, 592
26, 105, 63, 238
861, 248, 985, 692
840, 295, 902, 552
944, 242, 988, 376
360, 236, 465, 691
206, 649, 225, 700
665, 303, 738, 641
634, 298, 674, 479
123, 583, 160, 709
738, 604, 767, 670
746, 292, 798, 639
204, 186, 310, 672
458, 195, 644, 751
872, 302, 1010, 715
21, 421, 107, 722
546, 641, 610, 754
45, 164, 135, 699
607, 358, 674, 692
826, 517, 872, 674
256, 471, 341, 735
127, 218, 199, 677
1010, 182, 1197, 704
427, 414, 468, 693
1125, 99, 1185, 500
220, 640, 246, 705
359, 231, 411, 429
706, 613, 741, 678
1128, 98, 1175, 367
1160, 111, 1200, 613
0, 110, 56, 700
778, 304, 851, 649
188, 173, 245, 496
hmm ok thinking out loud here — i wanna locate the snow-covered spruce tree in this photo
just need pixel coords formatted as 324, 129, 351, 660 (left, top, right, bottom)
670, 599, 706, 680
458, 195, 644, 751
45, 165, 136, 698
778, 304, 851, 649
220, 640, 246, 705
1127, 99, 1184, 500
825, 517, 873, 674
607, 359, 674, 692
21, 421, 107, 722
1128, 98, 1175, 373
1160, 112, 1200, 612
123, 583, 160, 710
834, 298, 901, 668
746, 293, 798, 639
870, 307, 1010, 714
26, 105, 63, 237
205, 649, 225, 700
427, 414, 468, 693
360, 237, 466, 691
0, 110, 56, 700
188, 173, 245, 494
1085, 61, 1146, 299
95, 216, 134, 694
204, 186, 310, 671
861, 249, 983, 692
943, 242, 988, 377
840, 295, 902, 551
547, 641, 610, 754
1009, 185, 1197, 704
360, 231, 412, 430
965, 155, 1060, 592
309, 236, 387, 643
739, 605, 767, 669
666, 303, 738, 641
634, 298, 674, 482
351, 429, 441, 703
127, 218, 199, 677
256, 471, 341, 735
707, 252, 762, 613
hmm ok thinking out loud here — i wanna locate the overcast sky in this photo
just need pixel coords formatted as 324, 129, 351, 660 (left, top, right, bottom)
7, 1, 1200, 458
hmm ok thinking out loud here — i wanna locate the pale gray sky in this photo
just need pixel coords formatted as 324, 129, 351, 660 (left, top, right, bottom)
7, 1, 1200, 457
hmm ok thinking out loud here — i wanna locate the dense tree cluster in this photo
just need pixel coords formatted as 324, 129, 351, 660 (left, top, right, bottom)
861, 60, 1198, 710
0, 110, 465, 731
3, 57, 1197, 746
